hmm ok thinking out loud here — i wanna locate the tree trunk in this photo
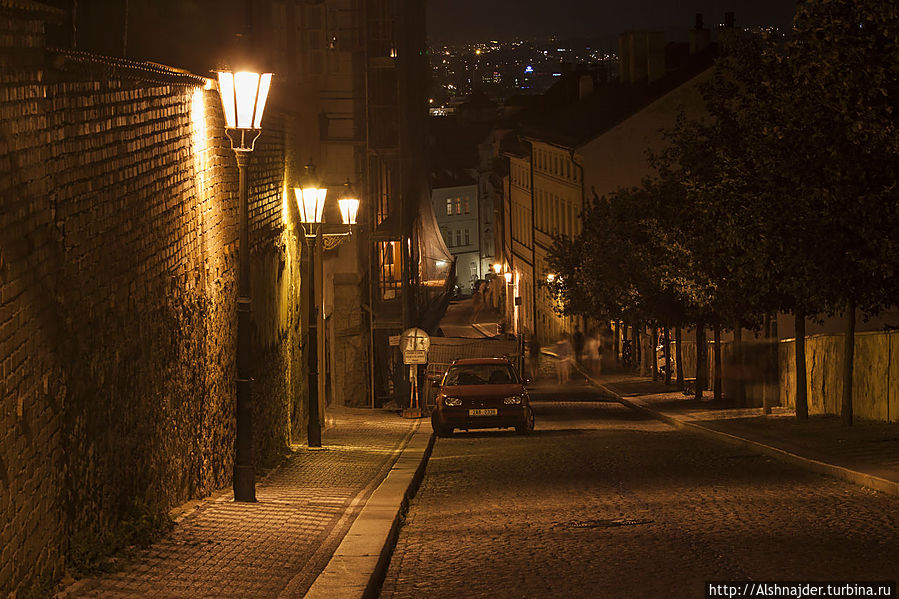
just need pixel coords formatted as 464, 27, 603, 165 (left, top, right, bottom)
614, 320, 621, 365
713, 324, 722, 401
633, 323, 641, 373
794, 309, 808, 419
841, 299, 856, 426
651, 326, 659, 381
695, 321, 706, 400
733, 324, 745, 406
762, 313, 771, 415
663, 326, 672, 385
675, 326, 684, 390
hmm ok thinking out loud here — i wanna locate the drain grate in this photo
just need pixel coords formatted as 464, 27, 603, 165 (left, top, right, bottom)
555, 518, 654, 529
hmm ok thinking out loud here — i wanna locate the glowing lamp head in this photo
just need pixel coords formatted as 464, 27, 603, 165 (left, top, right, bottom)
338, 198, 360, 225
294, 187, 327, 224
493, 263, 503, 274
294, 161, 327, 224
504, 271, 513, 284
217, 70, 273, 130
546, 273, 556, 283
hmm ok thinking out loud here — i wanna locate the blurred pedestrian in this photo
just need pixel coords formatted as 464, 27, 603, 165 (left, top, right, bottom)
470, 287, 483, 323
528, 332, 541, 380
585, 329, 602, 376
572, 327, 585, 363
554, 332, 573, 384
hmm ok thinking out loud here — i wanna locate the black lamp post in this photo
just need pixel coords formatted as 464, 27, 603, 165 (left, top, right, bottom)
294, 166, 360, 448
216, 69, 273, 502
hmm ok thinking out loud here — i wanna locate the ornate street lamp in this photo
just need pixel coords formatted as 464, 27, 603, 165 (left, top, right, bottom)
216, 68, 273, 503
294, 162, 327, 449
294, 166, 359, 448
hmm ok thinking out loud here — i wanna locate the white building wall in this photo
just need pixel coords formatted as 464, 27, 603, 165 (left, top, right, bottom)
432, 183, 481, 292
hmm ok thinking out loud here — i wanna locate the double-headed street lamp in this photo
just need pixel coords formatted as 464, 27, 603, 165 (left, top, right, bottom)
216, 68, 273, 503
294, 166, 359, 448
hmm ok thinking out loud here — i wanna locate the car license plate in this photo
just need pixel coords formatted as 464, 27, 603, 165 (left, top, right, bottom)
469, 409, 497, 416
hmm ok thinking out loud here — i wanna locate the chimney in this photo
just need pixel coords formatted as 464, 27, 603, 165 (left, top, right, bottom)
617, 32, 633, 83
719, 12, 737, 53
578, 74, 594, 99
618, 31, 665, 84
690, 13, 711, 54
646, 31, 665, 83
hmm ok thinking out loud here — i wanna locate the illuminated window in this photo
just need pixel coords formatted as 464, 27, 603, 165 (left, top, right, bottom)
454, 198, 462, 214
379, 241, 399, 300
446, 198, 452, 216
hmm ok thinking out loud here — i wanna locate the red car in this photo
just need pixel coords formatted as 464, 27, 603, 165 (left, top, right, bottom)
430, 358, 535, 436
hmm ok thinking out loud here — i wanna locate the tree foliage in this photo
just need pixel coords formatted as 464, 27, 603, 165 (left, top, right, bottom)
545, 0, 898, 421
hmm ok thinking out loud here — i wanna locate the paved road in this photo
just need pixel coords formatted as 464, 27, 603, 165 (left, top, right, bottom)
437, 298, 502, 339
380, 382, 899, 598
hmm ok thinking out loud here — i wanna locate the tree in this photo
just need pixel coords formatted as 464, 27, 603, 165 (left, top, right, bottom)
787, 0, 899, 424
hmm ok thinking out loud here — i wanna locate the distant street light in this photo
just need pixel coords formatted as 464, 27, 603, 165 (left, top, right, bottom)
216, 68, 273, 503
294, 165, 359, 448
504, 271, 513, 285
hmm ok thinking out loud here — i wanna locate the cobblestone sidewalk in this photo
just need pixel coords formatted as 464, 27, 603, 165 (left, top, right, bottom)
59, 409, 415, 599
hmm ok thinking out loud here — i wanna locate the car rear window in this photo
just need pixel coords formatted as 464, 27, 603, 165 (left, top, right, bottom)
444, 365, 517, 386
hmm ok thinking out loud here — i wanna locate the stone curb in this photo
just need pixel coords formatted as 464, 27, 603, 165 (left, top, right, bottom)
580, 371, 899, 499
303, 421, 436, 599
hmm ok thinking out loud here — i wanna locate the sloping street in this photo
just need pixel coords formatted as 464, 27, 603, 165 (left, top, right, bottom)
381, 372, 899, 598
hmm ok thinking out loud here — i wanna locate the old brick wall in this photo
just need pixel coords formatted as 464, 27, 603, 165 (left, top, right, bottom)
1, 11, 307, 594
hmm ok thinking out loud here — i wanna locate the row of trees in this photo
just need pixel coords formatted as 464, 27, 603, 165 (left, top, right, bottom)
547, 0, 898, 424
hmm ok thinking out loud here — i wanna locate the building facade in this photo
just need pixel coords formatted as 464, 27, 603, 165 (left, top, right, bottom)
507, 150, 535, 338
432, 180, 480, 293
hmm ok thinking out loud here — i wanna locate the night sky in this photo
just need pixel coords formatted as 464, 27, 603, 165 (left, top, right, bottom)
427, 0, 797, 43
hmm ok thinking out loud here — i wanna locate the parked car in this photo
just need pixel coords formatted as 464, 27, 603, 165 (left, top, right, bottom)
430, 358, 535, 437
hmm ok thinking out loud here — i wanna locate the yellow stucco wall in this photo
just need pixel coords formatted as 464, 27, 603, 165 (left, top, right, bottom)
778, 331, 897, 423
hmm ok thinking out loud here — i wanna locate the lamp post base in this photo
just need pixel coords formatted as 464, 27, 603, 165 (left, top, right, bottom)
233, 465, 256, 502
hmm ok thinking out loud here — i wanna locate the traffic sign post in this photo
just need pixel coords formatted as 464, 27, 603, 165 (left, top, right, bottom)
399, 328, 430, 418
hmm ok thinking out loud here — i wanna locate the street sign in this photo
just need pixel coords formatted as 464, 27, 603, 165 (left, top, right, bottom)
399, 328, 430, 352
403, 349, 428, 364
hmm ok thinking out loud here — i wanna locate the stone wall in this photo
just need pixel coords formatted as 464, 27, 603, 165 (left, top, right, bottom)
329, 271, 369, 407
1, 9, 307, 594
673, 332, 897, 422
779, 331, 899, 423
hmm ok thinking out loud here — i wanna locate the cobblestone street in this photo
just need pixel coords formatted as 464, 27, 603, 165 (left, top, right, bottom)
380, 382, 899, 599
